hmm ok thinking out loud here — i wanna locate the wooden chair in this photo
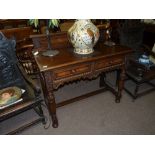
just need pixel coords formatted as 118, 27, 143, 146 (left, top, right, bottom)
0, 33, 46, 134
16, 43, 39, 77
124, 54, 155, 100
0, 63, 46, 134
0, 27, 39, 77
116, 20, 155, 99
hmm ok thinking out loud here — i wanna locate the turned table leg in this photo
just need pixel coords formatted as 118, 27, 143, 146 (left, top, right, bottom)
100, 72, 106, 87
40, 72, 58, 128
46, 90, 58, 128
116, 66, 125, 103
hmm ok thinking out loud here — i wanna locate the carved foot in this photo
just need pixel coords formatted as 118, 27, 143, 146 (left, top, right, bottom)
115, 95, 121, 103
42, 117, 47, 125
115, 98, 120, 103
52, 114, 58, 128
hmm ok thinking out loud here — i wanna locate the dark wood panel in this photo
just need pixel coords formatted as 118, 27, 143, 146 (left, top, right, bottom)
30, 25, 111, 51
30, 32, 72, 50
0, 19, 28, 29
1, 26, 33, 41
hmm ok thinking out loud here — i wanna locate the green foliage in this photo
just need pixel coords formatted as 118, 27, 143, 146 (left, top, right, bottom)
29, 19, 60, 28
49, 19, 60, 28
29, 19, 39, 28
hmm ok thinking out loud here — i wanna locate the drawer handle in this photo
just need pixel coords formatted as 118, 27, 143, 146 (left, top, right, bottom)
72, 69, 76, 73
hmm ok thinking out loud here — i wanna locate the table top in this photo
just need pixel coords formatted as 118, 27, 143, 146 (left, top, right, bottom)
34, 43, 132, 72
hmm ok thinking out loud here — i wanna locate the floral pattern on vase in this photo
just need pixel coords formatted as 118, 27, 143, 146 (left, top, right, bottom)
68, 19, 100, 54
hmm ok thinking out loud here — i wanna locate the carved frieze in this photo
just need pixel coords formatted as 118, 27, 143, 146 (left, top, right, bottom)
52, 62, 124, 89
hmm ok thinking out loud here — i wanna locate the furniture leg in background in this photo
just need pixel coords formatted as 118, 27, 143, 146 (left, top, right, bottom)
99, 65, 125, 103
116, 66, 125, 103
99, 72, 106, 87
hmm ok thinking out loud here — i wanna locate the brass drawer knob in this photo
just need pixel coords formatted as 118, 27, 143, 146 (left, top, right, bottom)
72, 69, 76, 73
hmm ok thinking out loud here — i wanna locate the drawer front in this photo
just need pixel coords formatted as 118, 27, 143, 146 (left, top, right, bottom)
95, 57, 123, 70
54, 63, 91, 80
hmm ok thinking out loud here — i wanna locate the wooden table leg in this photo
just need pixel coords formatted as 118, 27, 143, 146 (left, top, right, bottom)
40, 72, 58, 128
100, 72, 106, 87
116, 69, 120, 87
46, 90, 58, 128
116, 66, 125, 103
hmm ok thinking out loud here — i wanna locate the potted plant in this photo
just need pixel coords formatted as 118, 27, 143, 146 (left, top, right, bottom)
29, 19, 59, 30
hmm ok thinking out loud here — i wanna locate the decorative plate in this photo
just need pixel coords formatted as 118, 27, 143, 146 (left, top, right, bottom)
0, 86, 22, 108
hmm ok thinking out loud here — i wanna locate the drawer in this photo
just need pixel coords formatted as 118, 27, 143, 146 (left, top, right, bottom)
95, 58, 123, 70
53, 63, 91, 80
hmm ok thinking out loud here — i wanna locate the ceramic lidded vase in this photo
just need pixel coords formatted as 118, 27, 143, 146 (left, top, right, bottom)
68, 19, 100, 54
